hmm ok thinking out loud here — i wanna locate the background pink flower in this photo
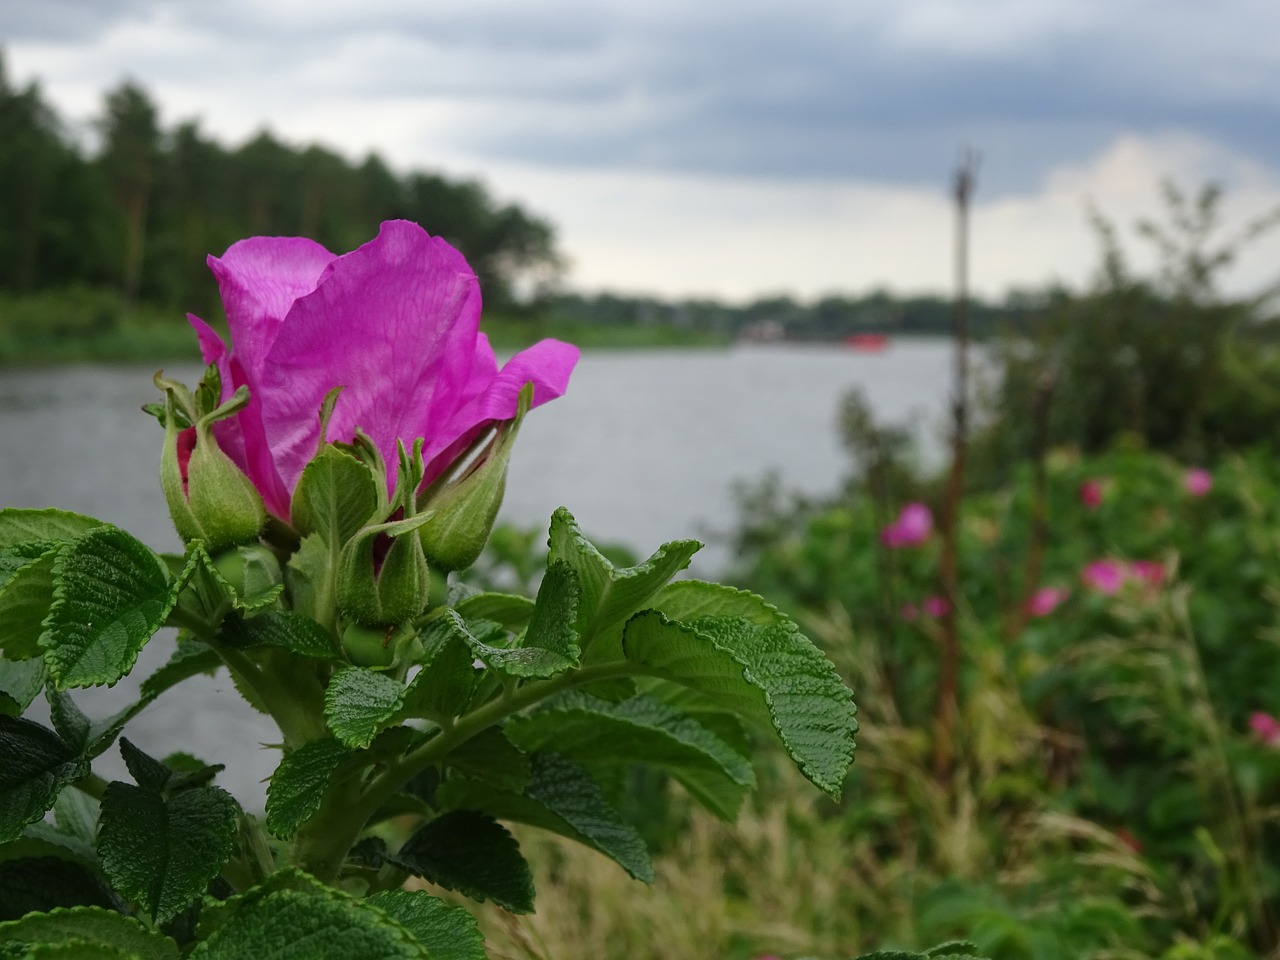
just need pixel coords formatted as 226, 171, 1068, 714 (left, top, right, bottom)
1026, 586, 1069, 617
1080, 478, 1105, 509
880, 502, 932, 547
1130, 560, 1166, 589
1184, 468, 1213, 497
922, 595, 950, 618
1081, 559, 1125, 594
1250, 712, 1280, 747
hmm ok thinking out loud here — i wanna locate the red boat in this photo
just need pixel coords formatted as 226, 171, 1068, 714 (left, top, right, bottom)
844, 333, 889, 352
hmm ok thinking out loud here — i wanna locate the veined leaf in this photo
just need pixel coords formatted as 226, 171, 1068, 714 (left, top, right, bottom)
324, 668, 407, 750
0, 716, 86, 843
0, 511, 105, 551
439, 609, 573, 680
508, 691, 754, 788
438, 752, 653, 883
138, 641, 220, 702
387, 811, 534, 914
622, 609, 856, 799
290, 446, 380, 546
452, 593, 534, 631
547, 508, 700, 649
364, 890, 487, 960
186, 542, 283, 616
265, 738, 351, 840
98, 780, 239, 924
0, 906, 179, 960
42, 527, 190, 689
402, 619, 478, 721
0, 547, 58, 661
191, 869, 428, 960
522, 561, 580, 661
220, 610, 338, 660
0, 856, 122, 920
442, 727, 530, 793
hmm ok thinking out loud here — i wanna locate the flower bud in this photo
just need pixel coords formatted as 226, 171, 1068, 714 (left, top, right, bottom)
341, 621, 417, 669
418, 383, 532, 572
336, 513, 433, 627
212, 543, 283, 602
158, 377, 265, 552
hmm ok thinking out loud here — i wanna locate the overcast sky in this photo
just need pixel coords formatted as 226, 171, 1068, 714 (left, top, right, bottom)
6, 0, 1280, 301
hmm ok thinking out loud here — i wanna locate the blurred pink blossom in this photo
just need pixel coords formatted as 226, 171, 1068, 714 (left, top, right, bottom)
1184, 468, 1213, 497
1081, 559, 1126, 594
1026, 586, 1069, 617
922, 595, 950, 618
1250, 712, 1280, 747
1130, 560, 1166, 589
1080, 478, 1105, 510
880, 502, 933, 548
900, 602, 919, 622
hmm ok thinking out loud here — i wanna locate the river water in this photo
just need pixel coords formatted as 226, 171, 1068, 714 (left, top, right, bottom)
0, 340, 954, 805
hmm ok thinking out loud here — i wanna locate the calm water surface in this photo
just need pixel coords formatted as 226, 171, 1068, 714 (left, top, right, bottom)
0, 341, 953, 805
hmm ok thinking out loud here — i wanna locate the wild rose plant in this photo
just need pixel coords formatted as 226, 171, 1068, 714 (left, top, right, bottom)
0, 223, 857, 958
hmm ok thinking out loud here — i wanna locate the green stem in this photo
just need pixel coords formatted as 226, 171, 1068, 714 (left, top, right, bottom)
292, 660, 639, 882
72, 771, 110, 801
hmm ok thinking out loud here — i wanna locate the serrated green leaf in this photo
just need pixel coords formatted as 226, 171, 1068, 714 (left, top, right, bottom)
443, 728, 530, 793
0, 659, 45, 716
98, 782, 238, 923
290, 447, 380, 546
0, 717, 85, 843
547, 508, 700, 648
439, 609, 572, 680
925, 943, 985, 958
118, 741, 171, 794
47, 690, 90, 754
0, 549, 58, 661
324, 668, 407, 749
388, 811, 534, 914
22, 941, 138, 958
220, 611, 338, 660
0, 858, 121, 921
42, 528, 188, 689
185, 543, 283, 616
190, 873, 427, 960
622, 610, 856, 799
365, 890, 487, 960
451, 593, 535, 631
402, 620, 477, 721
2, 822, 97, 870
438, 752, 653, 883
523, 561, 580, 660
265, 738, 351, 840
283, 534, 336, 630
0, 906, 178, 960
0, 511, 106, 551
509, 691, 754, 788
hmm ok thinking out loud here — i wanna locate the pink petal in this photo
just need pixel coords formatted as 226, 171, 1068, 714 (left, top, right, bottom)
1026, 586, 1069, 617
1082, 559, 1125, 594
208, 236, 336, 388
922, 595, 950, 618
1184, 468, 1213, 497
259, 221, 483, 493
1080, 479, 1104, 509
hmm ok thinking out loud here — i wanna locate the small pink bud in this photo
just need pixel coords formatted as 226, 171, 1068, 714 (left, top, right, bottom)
1080, 478, 1105, 510
880, 502, 932, 548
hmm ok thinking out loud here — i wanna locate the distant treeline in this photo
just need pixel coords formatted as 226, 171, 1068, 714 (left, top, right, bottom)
0, 54, 560, 320
1, 55, 1058, 353
553, 289, 1041, 342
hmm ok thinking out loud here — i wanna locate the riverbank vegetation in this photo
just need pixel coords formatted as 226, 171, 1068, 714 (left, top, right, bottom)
458, 185, 1280, 960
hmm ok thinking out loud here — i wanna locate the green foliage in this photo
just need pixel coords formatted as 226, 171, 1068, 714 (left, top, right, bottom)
0, 498, 855, 958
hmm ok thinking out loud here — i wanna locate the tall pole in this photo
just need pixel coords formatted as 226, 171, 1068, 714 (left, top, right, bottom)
934, 149, 979, 779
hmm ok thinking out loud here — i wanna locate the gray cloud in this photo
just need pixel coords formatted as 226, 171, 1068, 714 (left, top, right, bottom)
6, 0, 1280, 193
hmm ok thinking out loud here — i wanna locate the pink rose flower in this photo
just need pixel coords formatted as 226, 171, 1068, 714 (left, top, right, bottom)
187, 221, 579, 520
1081, 559, 1126, 595
1026, 585, 1069, 617
1080, 478, 1105, 510
880, 502, 932, 548
1184, 468, 1213, 497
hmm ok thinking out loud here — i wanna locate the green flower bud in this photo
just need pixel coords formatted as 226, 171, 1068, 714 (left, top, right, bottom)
336, 513, 433, 627
341, 621, 417, 669
418, 383, 533, 572
211, 543, 283, 602
158, 375, 265, 552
